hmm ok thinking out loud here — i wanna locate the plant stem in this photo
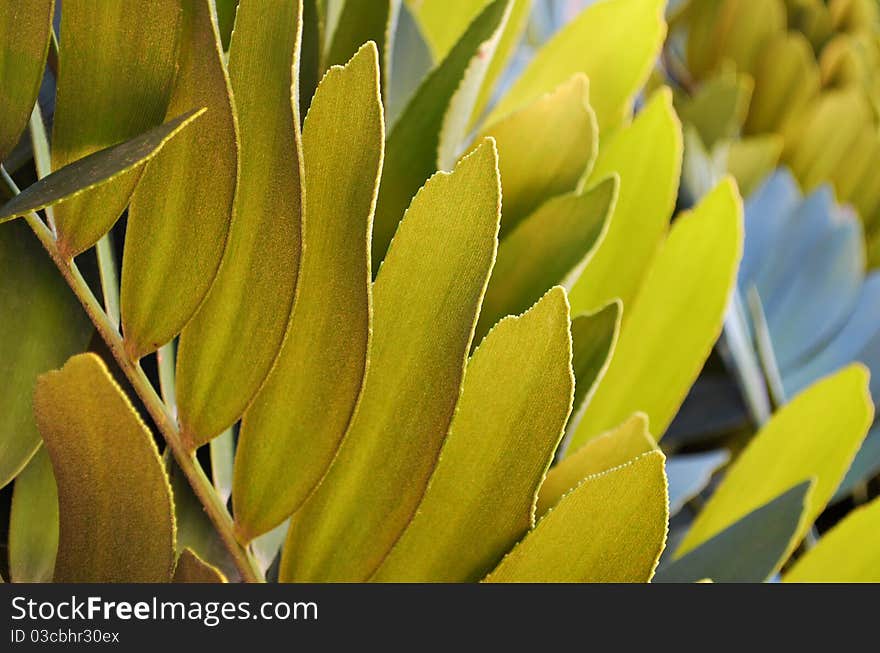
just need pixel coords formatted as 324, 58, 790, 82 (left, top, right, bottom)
1, 168, 263, 582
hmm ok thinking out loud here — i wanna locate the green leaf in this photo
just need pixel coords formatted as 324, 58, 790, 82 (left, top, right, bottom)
324, 0, 396, 102
299, 0, 323, 117
405, 0, 491, 59
233, 43, 383, 540
677, 365, 874, 560
0, 0, 54, 162
371, 0, 508, 272
568, 89, 683, 315
486, 0, 666, 131
539, 413, 655, 517
50, 0, 182, 258
568, 178, 743, 449
784, 495, 880, 582
173, 548, 227, 583
484, 451, 668, 582
176, 0, 305, 447
727, 134, 784, 197
475, 176, 615, 341
475, 74, 598, 237
655, 481, 813, 583
34, 354, 176, 582
215, 0, 239, 50
281, 140, 501, 582
372, 287, 574, 582
0, 220, 91, 488
120, 0, 238, 359
565, 301, 622, 439
9, 448, 58, 583
677, 69, 753, 149
0, 111, 204, 232
386, 1, 433, 127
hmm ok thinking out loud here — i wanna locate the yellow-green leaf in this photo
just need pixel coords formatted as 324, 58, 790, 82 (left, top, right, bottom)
34, 354, 176, 582
176, 0, 304, 447
120, 0, 238, 359
475, 74, 598, 236
324, 0, 395, 102
0, 111, 204, 230
677, 70, 753, 149
9, 448, 58, 583
727, 134, 784, 197
486, 0, 666, 131
371, 0, 508, 271
541, 413, 654, 516
566, 301, 621, 433
568, 89, 683, 315
784, 495, 880, 582
50, 0, 182, 257
475, 176, 615, 340
569, 178, 743, 449
0, 0, 54, 162
677, 364, 874, 559
233, 43, 384, 540
484, 451, 668, 583
0, 220, 91, 488
173, 548, 227, 583
406, 0, 489, 59
281, 140, 501, 582
215, 0, 238, 50
372, 287, 573, 582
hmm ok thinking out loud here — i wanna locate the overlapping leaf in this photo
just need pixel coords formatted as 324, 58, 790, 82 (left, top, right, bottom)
9, 448, 58, 583
173, 549, 227, 583
34, 354, 176, 582
233, 43, 384, 539
372, 288, 573, 582
281, 140, 501, 582
176, 0, 304, 447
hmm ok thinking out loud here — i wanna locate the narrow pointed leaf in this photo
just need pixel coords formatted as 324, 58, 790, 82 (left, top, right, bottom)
373, 288, 573, 582
540, 413, 655, 516
9, 448, 58, 583
784, 496, 880, 582
0, 111, 204, 229
34, 354, 176, 582
50, 0, 182, 257
568, 301, 621, 420
386, 1, 433, 127
677, 365, 874, 559
176, 0, 304, 446
484, 451, 668, 583
281, 140, 501, 582
173, 549, 227, 583
486, 0, 666, 130
371, 0, 508, 271
569, 178, 743, 449
234, 44, 383, 539
656, 481, 813, 583
121, 0, 239, 358
0, 0, 54, 162
667, 450, 730, 515
475, 74, 598, 236
569, 89, 682, 315
475, 176, 615, 340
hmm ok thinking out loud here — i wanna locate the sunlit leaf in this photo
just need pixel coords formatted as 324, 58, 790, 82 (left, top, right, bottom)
176, 0, 304, 447
784, 495, 880, 582
656, 481, 812, 583
34, 354, 176, 582
281, 140, 501, 582
372, 288, 573, 582
487, 0, 666, 131
485, 451, 668, 582
234, 44, 383, 539
475, 74, 598, 236
677, 365, 874, 560
50, 0, 182, 257
0, 0, 54, 162
9, 448, 58, 583
569, 178, 743, 448
569, 89, 682, 315
120, 0, 238, 359
541, 413, 655, 516
475, 176, 615, 340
